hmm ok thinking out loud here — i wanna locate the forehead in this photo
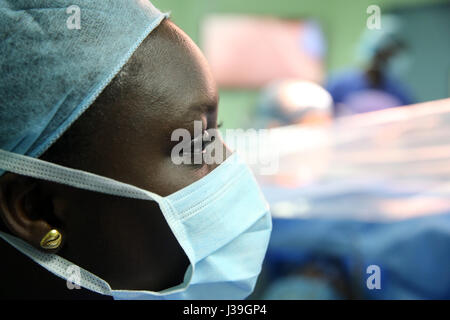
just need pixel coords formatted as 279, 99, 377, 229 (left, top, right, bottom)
136, 20, 218, 119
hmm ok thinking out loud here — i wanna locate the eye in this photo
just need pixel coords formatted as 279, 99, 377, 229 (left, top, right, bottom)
188, 119, 223, 154
191, 129, 215, 153
175, 120, 223, 166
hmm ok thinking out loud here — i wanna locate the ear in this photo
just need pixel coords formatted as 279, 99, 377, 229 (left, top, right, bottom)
0, 173, 64, 253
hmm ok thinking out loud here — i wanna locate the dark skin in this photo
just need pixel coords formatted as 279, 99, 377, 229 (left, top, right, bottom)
0, 19, 228, 299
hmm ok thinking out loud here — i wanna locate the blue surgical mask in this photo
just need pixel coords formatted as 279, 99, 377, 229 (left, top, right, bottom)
0, 149, 272, 299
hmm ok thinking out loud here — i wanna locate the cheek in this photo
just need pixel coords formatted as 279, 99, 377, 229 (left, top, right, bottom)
62, 189, 189, 290
146, 158, 211, 197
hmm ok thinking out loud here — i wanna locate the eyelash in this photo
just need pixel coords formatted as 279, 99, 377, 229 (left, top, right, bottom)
190, 121, 223, 154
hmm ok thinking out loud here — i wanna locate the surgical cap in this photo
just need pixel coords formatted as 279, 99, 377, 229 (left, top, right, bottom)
0, 0, 168, 169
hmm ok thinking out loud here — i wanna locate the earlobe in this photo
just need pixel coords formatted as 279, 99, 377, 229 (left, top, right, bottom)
40, 229, 63, 250
0, 173, 63, 253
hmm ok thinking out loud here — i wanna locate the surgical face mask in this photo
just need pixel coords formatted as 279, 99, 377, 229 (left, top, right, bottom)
0, 149, 272, 299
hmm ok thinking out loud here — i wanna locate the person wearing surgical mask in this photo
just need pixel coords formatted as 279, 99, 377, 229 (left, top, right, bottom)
0, 0, 271, 300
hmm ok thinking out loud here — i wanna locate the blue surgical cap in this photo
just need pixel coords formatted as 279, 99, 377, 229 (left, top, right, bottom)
0, 0, 168, 169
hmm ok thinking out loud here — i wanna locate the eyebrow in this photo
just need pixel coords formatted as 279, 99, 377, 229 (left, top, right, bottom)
190, 91, 219, 114
189, 97, 219, 129
192, 103, 217, 115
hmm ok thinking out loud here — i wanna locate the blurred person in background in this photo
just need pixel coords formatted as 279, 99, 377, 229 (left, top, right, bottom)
326, 16, 414, 117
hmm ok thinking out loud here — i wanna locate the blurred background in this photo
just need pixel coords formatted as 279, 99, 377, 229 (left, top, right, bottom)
152, 0, 450, 300
153, 0, 449, 128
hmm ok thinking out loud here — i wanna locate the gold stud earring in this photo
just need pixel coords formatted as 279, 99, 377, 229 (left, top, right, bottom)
40, 229, 62, 250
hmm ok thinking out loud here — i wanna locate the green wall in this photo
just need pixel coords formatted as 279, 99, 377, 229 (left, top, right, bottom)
390, 4, 450, 104
152, 0, 449, 128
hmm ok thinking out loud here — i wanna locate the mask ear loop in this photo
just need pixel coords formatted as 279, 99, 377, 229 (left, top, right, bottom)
0, 149, 192, 296
0, 149, 141, 295
0, 149, 202, 296
0, 149, 161, 201
0, 149, 183, 254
